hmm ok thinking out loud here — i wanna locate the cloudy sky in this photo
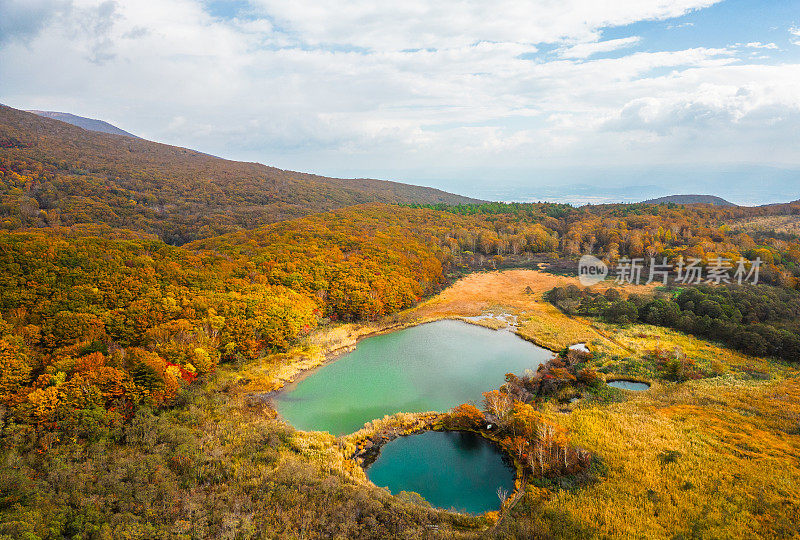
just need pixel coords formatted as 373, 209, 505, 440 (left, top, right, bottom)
2, 0, 800, 203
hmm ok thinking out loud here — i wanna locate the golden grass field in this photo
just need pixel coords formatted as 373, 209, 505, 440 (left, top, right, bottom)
408, 269, 654, 351
542, 375, 800, 539
248, 269, 800, 538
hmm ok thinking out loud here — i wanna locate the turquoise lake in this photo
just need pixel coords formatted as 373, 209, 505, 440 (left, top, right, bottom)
608, 380, 650, 391
367, 430, 515, 515
274, 319, 551, 435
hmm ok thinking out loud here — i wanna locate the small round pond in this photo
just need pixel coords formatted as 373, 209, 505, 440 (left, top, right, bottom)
367, 430, 515, 514
608, 380, 650, 391
275, 319, 550, 435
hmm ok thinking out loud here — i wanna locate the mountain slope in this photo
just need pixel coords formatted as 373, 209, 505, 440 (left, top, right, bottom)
0, 105, 481, 243
28, 110, 139, 138
642, 194, 736, 206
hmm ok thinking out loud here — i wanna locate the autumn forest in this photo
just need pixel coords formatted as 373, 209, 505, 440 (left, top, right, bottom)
2, 105, 800, 538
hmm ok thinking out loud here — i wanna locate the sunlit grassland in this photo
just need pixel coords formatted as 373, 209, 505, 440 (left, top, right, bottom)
410, 269, 650, 352
587, 322, 794, 382
516, 303, 601, 352
515, 376, 800, 539
443, 272, 800, 538
234, 269, 800, 537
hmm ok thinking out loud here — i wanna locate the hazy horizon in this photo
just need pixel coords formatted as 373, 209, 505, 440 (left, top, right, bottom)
11, 105, 800, 207
3, 0, 800, 205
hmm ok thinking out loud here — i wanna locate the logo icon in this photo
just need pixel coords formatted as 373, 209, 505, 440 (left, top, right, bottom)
578, 255, 608, 286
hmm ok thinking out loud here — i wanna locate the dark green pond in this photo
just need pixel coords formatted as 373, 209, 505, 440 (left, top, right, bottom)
275, 319, 550, 435
367, 430, 515, 514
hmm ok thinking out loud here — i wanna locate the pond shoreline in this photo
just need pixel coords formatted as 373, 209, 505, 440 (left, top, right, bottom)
341, 412, 527, 519
606, 378, 652, 391
606, 377, 650, 384
261, 313, 562, 403
345, 412, 445, 467
270, 316, 559, 436
255, 311, 572, 520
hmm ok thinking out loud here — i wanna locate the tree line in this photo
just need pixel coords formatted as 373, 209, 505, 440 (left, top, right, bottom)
547, 283, 800, 361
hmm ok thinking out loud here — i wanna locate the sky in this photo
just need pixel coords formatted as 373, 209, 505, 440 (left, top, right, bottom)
1, 0, 800, 204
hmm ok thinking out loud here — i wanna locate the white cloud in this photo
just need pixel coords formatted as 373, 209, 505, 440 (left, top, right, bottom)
249, 0, 720, 51
559, 36, 642, 59
2, 0, 800, 185
0, 0, 71, 44
607, 78, 800, 135
791, 26, 800, 46
744, 41, 778, 49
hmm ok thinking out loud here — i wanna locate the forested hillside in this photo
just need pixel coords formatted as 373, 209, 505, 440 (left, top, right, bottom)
5, 197, 800, 452
412, 201, 800, 287
642, 194, 735, 206
0, 105, 480, 244
0, 206, 472, 440
3, 110, 800, 535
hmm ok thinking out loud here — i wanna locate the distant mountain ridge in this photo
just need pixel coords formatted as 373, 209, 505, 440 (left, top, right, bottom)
642, 194, 736, 206
27, 110, 139, 138
0, 105, 482, 244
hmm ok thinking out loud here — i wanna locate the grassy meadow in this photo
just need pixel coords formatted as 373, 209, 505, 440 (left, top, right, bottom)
218, 269, 800, 538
